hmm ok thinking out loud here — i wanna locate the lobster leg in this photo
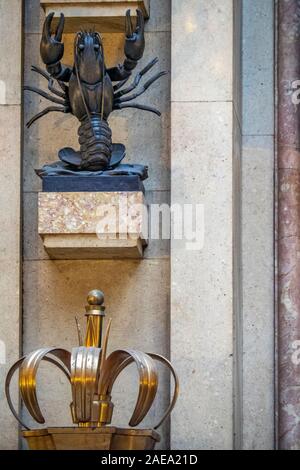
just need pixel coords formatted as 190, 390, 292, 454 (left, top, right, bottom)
113, 103, 161, 117
24, 85, 66, 106
113, 58, 158, 99
48, 78, 67, 99
113, 76, 130, 92
31, 65, 67, 95
31, 65, 50, 81
114, 71, 167, 104
26, 106, 68, 128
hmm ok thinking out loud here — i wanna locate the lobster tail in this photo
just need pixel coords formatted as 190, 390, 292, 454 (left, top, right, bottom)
78, 115, 112, 171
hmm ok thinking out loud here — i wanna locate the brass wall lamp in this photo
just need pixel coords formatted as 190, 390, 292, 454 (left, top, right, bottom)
5, 290, 179, 450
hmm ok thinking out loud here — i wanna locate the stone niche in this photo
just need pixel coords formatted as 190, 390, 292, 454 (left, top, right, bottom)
40, 0, 150, 33
38, 191, 148, 259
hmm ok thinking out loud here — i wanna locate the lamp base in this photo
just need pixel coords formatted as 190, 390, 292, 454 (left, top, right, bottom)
22, 427, 160, 450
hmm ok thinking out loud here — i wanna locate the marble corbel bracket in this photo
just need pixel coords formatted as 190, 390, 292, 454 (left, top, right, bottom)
38, 191, 148, 259
40, 0, 150, 33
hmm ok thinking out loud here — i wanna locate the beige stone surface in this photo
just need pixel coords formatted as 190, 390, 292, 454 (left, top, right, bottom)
24, 192, 48, 261
23, 259, 170, 448
171, 101, 235, 450
25, 0, 171, 34
40, 0, 150, 33
146, 0, 170, 33
0, 107, 21, 259
40, 0, 148, 3
233, 0, 242, 128
241, 0, 275, 450
41, 0, 150, 11
242, 0, 274, 136
41, 0, 149, 7
170, 0, 243, 450
0, 2, 22, 449
171, 0, 233, 103
0, 0, 22, 105
25, 0, 45, 34
42, 234, 145, 259
0, 261, 21, 449
0, 107, 22, 449
144, 189, 170, 259
242, 137, 274, 449
233, 106, 242, 449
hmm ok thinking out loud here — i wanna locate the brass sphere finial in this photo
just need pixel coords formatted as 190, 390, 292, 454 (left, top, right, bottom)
87, 290, 104, 306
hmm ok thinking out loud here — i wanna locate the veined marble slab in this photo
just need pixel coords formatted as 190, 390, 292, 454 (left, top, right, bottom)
38, 191, 148, 258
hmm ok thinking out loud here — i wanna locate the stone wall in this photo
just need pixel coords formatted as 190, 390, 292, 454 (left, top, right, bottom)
0, 0, 22, 451
241, 0, 275, 450
171, 0, 241, 450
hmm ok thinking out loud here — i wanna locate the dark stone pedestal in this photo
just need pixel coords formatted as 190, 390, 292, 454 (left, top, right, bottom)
42, 175, 145, 193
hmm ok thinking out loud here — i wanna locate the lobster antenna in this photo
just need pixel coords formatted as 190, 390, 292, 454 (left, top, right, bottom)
95, 32, 105, 120
101, 41, 105, 120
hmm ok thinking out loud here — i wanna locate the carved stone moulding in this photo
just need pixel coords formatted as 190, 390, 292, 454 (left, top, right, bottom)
40, 0, 150, 33
23, 427, 160, 451
38, 191, 148, 258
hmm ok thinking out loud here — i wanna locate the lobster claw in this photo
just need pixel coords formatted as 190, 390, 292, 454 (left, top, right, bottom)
40, 12, 65, 66
124, 9, 145, 62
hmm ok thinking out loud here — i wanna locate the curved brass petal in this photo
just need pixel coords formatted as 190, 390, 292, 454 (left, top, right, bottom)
128, 351, 158, 427
99, 349, 158, 427
6, 357, 31, 430
71, 346, 101, 422
147, 353, 179, 430
5, 354, 71, 430
71, 347, 83, 421
19, 348, 71, 424
100, 318, 112, 371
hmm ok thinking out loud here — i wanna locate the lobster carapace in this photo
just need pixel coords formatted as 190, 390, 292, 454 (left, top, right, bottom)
25, 10, 166, 173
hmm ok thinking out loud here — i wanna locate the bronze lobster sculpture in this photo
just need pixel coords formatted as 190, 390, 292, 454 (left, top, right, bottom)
25, 11, 166, 172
